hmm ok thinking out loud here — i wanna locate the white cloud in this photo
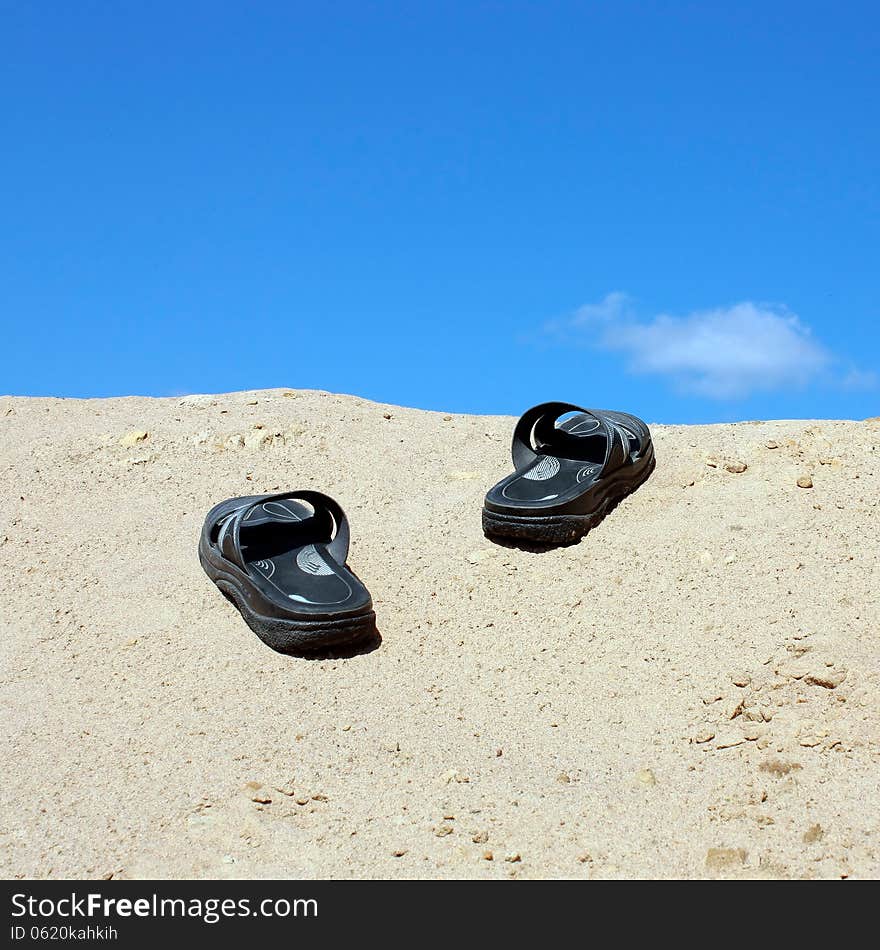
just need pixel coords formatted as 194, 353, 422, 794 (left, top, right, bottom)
557, 294, 839, 399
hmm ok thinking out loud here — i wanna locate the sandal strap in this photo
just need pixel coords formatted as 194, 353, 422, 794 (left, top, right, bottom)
511, 401, 630, 476
217, 490, 350, 571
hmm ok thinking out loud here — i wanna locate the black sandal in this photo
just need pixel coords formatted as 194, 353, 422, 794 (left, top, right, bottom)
482, 402, 655, 545
199, 491, 376, 654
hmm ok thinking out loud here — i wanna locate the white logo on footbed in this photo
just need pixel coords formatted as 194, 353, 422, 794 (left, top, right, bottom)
296, 545, 333, 576
523, 455, 560, 481
577, 465, 598, 483
253, 559, 275, 578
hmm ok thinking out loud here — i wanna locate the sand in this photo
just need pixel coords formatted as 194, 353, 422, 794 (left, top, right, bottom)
1, 389, 878, 880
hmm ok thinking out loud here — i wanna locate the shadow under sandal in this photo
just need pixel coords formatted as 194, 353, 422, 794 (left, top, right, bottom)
199, 490, 376, 654
482, 402, 655, 546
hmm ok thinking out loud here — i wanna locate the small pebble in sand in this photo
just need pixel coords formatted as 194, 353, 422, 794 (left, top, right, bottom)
483, 851, 494, 861
730, 672, 751, 688
392, 849, 407, 857
636, 769, 657, 786
433, 824, 454, 837
504, 853, 522, 863
472, 830, 489, 844
725, 461, 747, 474
443, 415, 452, 421
797, 475, 814, 489
119, 430, 149, 447
295, 795, 311, 806
382, 412, 392, 420
766, 440, 779, 449
251, 793, 272, 804
694, 730, 715, 744
557, 772, 571, 784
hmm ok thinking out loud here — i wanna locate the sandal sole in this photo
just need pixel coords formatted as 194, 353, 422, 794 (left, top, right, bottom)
482, 453, 655, 546
200, 554, 377, 656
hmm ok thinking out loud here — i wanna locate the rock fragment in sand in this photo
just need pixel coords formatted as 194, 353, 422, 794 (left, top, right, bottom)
441, 769, 470, 784
797, 475, 813, 489
557, 772, 571, 784
244, 430, 273, 450
433, 824, 454, 837
694, 729, 715, 744
504, 853, 522, 863
705, 847, 746, 872
636, 769, 657, 786
382, 412, 392, 420
119, 430, 149, 447
766, 440, 779, 449
472, 830, 489, 844
730, 672, 751, 688
714, 730, 746, 750
723, 698, 745, 721
804, 669, 846, 689
483, 851, 494, 861
803, 824, 824, 844
725, 461, 747, 474
392, 849, 407, 857
179, 395, 216, 409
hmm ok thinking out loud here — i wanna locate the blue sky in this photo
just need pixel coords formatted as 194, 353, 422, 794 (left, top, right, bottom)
2, 1, 877, 423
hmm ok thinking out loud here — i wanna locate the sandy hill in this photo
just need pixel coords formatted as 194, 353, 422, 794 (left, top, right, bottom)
1, 389, 878, 879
